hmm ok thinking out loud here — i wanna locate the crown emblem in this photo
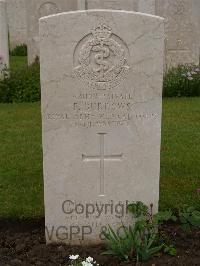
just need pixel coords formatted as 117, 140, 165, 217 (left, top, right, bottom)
92, 23, 112, 41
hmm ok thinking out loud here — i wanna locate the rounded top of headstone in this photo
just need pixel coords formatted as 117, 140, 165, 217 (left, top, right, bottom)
39, 9, 164, 23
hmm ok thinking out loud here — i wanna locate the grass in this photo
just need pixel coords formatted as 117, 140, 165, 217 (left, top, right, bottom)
10, 56, 27, 71
0, 98, 200, 219
160, 98, 200, 210
0, 102, 43, 218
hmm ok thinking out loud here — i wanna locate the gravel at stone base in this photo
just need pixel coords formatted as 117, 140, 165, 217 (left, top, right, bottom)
0, 219, 200, 266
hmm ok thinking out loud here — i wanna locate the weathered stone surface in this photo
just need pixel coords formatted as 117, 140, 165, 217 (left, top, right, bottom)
77, 0, 86, 10
192, 0, 200, 60
81, 0, 157, 14
26, 0, 77, 64
40, 10, 164, 244
138, 0, 155, 14
6, 0, 27, 48
156, 0, 199, 68
0, 0, 9, 74
86, 0, 138, 10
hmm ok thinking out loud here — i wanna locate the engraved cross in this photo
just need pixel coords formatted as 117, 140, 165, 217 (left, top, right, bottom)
82, 133, 123, 196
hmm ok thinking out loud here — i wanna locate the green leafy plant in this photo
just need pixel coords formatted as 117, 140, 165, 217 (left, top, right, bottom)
0, 55, 8, 78
127, 201, 148, 218
163, 244, 177, 256
0, 58, 40, 103
102, 224, 136, 261
133, 224, 163, 262
103, 201, 177, 262
179, 205, 200, 231
163, 64, 200, 97
10, 44, 27, 56
153, 209, 177, 225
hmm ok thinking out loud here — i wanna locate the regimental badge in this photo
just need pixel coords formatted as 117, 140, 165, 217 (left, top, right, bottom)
73, 22, 130, 90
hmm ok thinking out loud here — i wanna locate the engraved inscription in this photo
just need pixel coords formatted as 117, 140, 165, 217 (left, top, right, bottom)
44, 90, 159, 128
73, 22, 130, 90
44, 94, 158, 130
82, 133, 123, 196
72, 92, 132, 128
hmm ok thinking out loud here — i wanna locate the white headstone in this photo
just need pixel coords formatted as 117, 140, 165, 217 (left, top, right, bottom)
86, 0, 138, 10
138, 0, 155, 15
6, 0, 27, 49
40, 10, 164, 245
0, 0, 9, 75
26, 0, 77, 64
77, 0, 86, 10
192, 0, 200, 61
156, 0, 199, 68
81, 0, 156, 14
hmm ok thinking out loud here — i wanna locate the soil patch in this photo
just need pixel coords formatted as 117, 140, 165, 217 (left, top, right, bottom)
0, 219, 200, 266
